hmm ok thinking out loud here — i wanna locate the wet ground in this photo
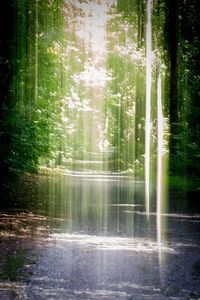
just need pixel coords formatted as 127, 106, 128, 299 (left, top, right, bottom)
0, 173, 200, 299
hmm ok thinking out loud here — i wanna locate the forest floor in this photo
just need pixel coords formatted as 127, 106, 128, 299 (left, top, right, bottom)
0, 210, 200, 300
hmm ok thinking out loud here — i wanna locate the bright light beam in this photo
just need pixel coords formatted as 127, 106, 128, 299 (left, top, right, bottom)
145, 0, 153, 216
157, 67, 163, 254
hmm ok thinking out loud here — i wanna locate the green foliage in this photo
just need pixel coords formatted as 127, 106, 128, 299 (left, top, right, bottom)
116, 0, 146, 48
0, 0, 199, 180
0, 0, 67, 173
150, 0, 200, 178
106, 7, 146, 173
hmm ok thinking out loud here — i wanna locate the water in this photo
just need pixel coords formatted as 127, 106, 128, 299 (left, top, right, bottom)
37, 172, 149, 238
0, 173, 200, 299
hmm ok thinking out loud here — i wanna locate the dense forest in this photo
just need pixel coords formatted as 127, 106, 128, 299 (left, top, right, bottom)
0, 2, 200, 297
0, 0, 199, 190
